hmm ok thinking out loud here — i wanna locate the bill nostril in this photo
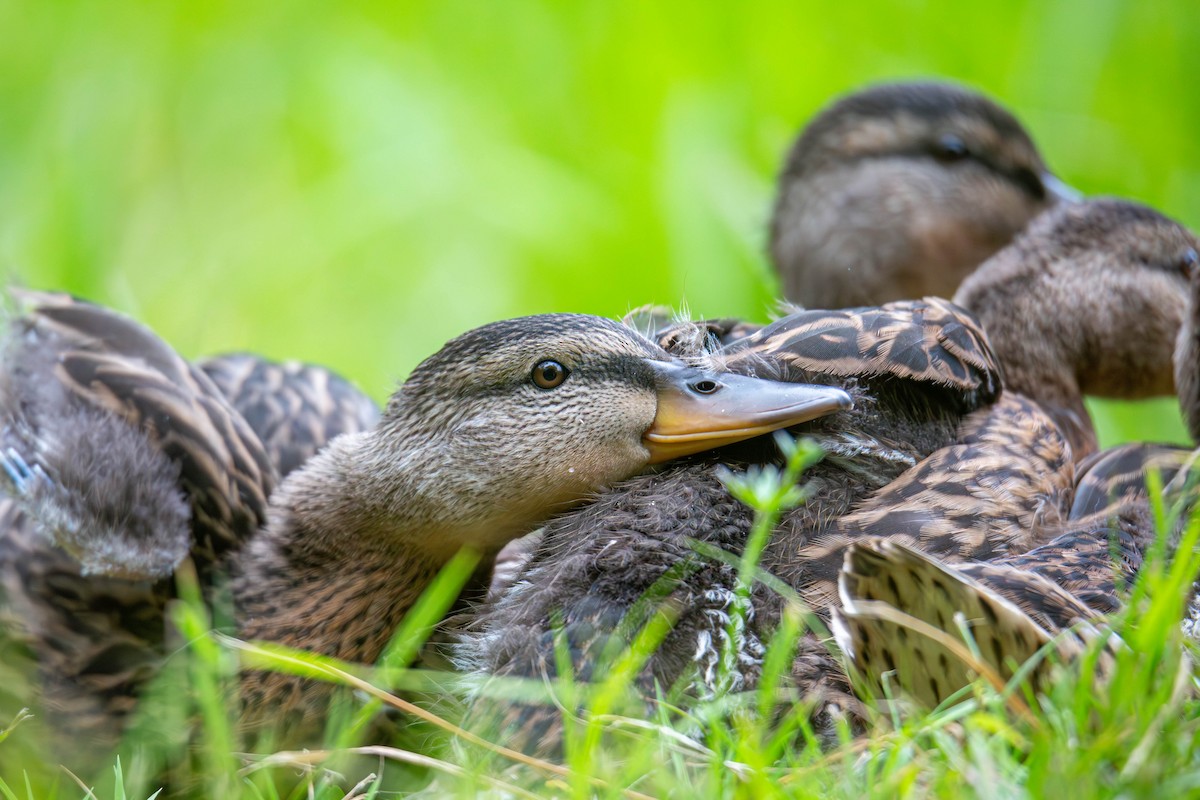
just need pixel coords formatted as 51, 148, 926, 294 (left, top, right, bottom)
690, 379, 721, 395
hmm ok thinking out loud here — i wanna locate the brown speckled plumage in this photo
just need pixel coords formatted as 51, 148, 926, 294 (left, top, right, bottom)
0, 293, 385, 769
833, 205, 1200, 709
198, 352, 380, 479
832, 499, 1154, 708
465, 200, 1200, 751
781, 393, 1075, 614
833, 537, 1111, 710
0, 290, 277, 765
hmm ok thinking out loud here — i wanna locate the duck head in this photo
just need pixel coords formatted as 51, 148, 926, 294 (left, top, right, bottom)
299, 313, 851, 555
771, 81, 1074, 308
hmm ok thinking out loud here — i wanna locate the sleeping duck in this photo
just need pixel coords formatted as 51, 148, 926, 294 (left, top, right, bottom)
0, 329, 382, 780
770, 80, 1077, 309
0, 291, 849, 775
461, 198, 1197, 754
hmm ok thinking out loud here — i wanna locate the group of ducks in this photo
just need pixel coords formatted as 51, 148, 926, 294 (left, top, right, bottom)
2, 80, 1198, 784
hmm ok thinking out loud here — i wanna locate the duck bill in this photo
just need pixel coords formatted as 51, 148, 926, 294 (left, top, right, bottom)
642, 361, 852, 464
1042, 171, 1082, 204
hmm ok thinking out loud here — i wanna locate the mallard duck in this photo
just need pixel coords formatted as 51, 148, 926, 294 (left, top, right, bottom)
0, 290, 851, 768
0, 342, 384, 779
832, 207, 1200, 709
462, 198, 1198, 753
770, 80, 1078, 309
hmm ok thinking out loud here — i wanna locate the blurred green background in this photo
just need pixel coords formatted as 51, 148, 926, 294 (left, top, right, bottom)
1, 0, 1196, 444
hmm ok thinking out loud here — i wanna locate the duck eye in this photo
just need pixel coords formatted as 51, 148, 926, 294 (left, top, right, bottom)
933, 133, 969, 162
1179, 248, 1199, 278
531, 360, 569, 389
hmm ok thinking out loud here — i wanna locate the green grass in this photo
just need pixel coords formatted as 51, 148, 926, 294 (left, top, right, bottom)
3, 0, 1200, 796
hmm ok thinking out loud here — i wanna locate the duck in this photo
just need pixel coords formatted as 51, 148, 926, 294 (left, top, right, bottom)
0, 290, 851, 773
461, 198, 1198, 753
952, 198, 1197, 457
0, 341, 381, 781
833, 222, 1200, 709
770, 80, 1078, 309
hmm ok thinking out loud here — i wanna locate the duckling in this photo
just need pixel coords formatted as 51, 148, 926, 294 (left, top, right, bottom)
0, 292, 851, 762
832, 210, 1200, 710
771, 81, 1077, 309
0, 289, 276, 580
0, 346, 381, 771
0, 288, 278, 771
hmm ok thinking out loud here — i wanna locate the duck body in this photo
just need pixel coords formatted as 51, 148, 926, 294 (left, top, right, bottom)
804, 199, 1194, 605
953, 198, 1197, 456
466, 196, 1200, 751
0, 291, 385, 770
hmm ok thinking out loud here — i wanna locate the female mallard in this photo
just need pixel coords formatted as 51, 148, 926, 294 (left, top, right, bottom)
770, 80, 1077, 309
0, 290, 849, 770
781, 200, 1198, 609
952, 198, 1197, 457
462, 198, 1197, 753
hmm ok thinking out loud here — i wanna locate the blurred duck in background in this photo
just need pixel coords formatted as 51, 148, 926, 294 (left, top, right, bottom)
770, 81, 1078, 309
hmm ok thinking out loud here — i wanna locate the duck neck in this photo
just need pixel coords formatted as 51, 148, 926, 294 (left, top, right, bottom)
955, 258, 1182, 458
234, 428, 498, 663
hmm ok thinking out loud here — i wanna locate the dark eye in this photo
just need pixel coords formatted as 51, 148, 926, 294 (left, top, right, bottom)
933, 133, 969, 162
1179, 248, 1199, 278
531, 360, 569, 389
